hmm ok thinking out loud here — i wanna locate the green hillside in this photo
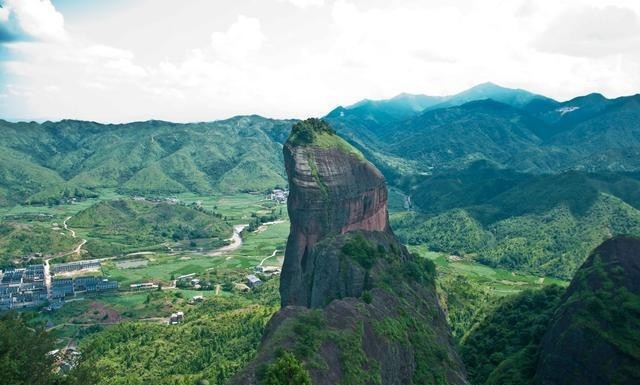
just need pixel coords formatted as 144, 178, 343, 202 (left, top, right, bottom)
72, 285, 279, 385
534, 237, 640, 385
460, 286, 565, 385
391, 166, 640, 279
457, 237, 640, 385
68, 199, 232, 257
0, 222, 79, 265
0, 116, 294, 206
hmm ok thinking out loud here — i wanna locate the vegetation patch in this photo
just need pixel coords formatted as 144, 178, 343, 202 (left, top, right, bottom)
288, 119, 364, 159
69, 199, 232, 257
460, 286, 565, 385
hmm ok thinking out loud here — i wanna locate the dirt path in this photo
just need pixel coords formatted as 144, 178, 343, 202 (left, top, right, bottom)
61, 216, 87, 256
259, 249, 279, 267
63, 216, 76, 238
207, 224, 248, 256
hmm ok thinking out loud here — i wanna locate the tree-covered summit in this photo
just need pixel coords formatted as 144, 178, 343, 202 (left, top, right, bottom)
286, 118, 364, 159
287, 118, 337, 145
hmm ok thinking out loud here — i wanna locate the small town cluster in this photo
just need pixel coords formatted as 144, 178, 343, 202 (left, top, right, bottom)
267, 189, 288, 204
0, 259, 118, 311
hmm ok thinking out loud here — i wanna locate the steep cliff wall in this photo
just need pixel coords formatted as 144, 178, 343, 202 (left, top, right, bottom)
232, 119, 468, 385
280, 119, 390, 307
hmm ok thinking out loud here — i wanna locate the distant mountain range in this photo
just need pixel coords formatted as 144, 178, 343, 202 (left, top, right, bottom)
2, 82, 640, 279
325, 83, 640, 278
327, 82, 640, 175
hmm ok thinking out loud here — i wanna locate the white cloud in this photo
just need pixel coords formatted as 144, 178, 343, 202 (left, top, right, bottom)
534, 5, 640, 57
210, 15, 266, 62
2, 0, 640, 122
84, 44, 134, 61
278, 0, 325, 8
0, 0, 66, 42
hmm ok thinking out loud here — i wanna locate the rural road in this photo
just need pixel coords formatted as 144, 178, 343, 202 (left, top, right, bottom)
207, 224, 248, 256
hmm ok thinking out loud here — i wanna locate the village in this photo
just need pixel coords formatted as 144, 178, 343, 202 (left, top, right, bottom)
0, 256, 282, 314
0, 259, 119, 311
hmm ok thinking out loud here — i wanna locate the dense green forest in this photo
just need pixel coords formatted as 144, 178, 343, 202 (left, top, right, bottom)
75, 281, 279, 385
459, 286, 564, 385
0, 312, 61, 385
390, 166, 640, 278
535, 238, 640, 384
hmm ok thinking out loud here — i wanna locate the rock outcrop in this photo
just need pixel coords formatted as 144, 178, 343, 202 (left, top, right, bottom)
232, 119, 468, 385
535, 236, 640, 385
280, 118, 391, 307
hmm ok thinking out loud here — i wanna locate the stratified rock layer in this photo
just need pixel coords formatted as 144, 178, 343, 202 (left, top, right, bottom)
280, 141, 390, 307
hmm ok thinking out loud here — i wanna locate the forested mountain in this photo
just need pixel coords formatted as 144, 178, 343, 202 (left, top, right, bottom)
328, 89, 640, 174
327, 84, 640, 279
535, 236, 640, 385
0, 116, 294, 206
459, 237, 640, 385
390, 164, 640, 278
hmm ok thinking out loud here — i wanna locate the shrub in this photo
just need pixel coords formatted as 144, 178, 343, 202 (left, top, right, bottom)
263, 351, 312, 385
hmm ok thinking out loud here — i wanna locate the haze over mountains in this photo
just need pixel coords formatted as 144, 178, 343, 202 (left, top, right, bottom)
327, 82, 640, 174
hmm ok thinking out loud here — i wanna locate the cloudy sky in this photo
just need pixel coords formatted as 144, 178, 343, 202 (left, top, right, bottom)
1, 0, 639, 122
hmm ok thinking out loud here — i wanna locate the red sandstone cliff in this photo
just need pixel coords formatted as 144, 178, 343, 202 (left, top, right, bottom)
280, 127, 391, 307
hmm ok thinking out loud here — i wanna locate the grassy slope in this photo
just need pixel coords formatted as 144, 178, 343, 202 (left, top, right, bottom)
67, 199, 233, 257
0, 222, 79, 264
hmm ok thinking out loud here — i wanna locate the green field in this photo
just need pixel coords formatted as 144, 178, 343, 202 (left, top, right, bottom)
99, 220, 288, 286
408, 244, 568, 296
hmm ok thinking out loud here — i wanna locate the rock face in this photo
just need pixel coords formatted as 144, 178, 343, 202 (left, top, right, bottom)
232, 119, 468, 385
280, 120, 390, 307
535, 236, 640, 385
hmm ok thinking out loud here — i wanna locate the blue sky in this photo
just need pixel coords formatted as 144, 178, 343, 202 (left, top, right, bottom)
1, 0, 640, 122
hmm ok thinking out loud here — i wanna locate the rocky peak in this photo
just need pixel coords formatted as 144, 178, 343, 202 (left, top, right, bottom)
232, 119, 468, 385
281, 118, 391, 307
